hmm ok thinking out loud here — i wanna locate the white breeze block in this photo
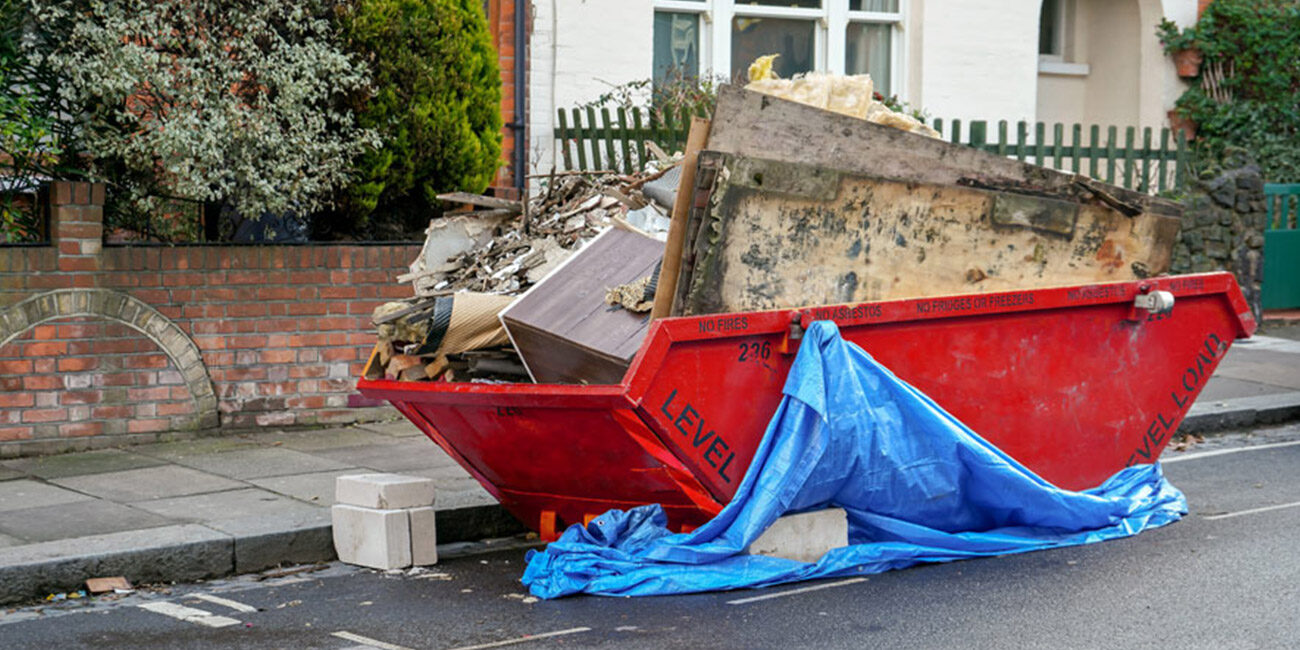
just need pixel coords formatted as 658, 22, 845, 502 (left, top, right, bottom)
332, 504, 412, 570
409, 506, 438, 566
335, 473, 436, 509
749, 508, 849, 564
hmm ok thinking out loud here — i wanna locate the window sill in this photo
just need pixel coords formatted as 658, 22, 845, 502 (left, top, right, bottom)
1038, 61, 1090, 76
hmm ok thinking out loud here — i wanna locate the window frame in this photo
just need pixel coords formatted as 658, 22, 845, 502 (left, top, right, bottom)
652, 0, 908, 100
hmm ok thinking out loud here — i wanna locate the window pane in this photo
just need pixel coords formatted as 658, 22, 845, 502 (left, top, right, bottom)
731, 17, 816, 81
739, 0, 822, 8
1039, 0, 1060, 55
654, 12, 700, 85
846, 22, 892, 96
850, 0, 899, 11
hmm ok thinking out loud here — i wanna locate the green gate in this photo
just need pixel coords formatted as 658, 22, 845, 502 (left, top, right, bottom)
1263, 184, 1300, 309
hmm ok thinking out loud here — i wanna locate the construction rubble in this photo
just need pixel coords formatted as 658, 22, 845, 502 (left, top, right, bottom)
367, 70, 1182, 386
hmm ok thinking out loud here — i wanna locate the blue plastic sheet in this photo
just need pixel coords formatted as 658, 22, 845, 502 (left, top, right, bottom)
523, 321, 1187, 598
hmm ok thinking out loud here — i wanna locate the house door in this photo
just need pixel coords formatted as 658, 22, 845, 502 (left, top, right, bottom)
1263, 184, 1300, 309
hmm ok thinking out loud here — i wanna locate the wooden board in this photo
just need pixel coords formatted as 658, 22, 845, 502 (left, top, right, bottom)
501, 227, 663, 384
707, 85, 1182, 218
673, 152, 1184, 315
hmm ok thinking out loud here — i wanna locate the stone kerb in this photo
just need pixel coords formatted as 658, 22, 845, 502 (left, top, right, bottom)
0, 288, 219, 431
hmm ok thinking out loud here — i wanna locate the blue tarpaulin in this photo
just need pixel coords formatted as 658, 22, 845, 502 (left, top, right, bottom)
522, 321, 1187, 599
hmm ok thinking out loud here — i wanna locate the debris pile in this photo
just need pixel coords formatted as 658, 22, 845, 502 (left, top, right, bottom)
368, 167, 674, 382
406, 170, 672, 298
365, 68, 1183, 386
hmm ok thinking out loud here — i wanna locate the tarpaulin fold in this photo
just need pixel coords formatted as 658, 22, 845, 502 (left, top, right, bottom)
522, 321, 1187, 598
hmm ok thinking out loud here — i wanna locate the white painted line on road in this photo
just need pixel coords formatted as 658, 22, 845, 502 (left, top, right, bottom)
445, 626, 592, 650
192, 593, 258, 613
138, 601, 241, 628
331, 631, 413, 650
1161, 439, 1300, 464
1204, 500, 1300, 521
726, 578, 867, 605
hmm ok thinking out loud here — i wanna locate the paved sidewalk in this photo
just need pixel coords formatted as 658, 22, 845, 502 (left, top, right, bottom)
0, 420, 518, 604
0, 334, 1298, 604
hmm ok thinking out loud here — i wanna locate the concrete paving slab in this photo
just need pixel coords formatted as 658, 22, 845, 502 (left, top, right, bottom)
131, 487, 324, 524
167, 446, 355, 480
0, 466, 24, 482
129, 436, 266, 461
0, 533, 22, 548
270, 427, 397, 452
0, 480, 93, 513
1200, 376, 1294, 401
51, 466, 244, 503
354, 420, 424, 438
434, 484, 497, 510
315, 439, 449, 473
1212, 349, 1300, 391
248, 469, 367, 505
0, 500, 173, 543
1, 449, 165, 479
0, 524, 232, 605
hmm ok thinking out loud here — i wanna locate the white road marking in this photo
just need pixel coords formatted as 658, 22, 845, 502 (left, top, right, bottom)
1161, 439, 1300, 464
192, 592, 258, 613
726, 578, 868, 605
137, 601, 241, 628
445, 626, 593, 650
1204, 500, 1300, 521
331, 631, 413, 650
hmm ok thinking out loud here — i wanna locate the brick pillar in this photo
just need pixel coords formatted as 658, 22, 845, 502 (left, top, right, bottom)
1198, 0, 1212, 18
49, 182, 106, 276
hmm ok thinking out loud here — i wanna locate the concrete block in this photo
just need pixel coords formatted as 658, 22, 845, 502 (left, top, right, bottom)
335, 473, 436, 509
749, 508, 848, 564
332, 504, 411, 570
409, 506, 438, 566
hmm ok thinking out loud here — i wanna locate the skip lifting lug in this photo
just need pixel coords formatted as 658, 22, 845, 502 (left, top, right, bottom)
779, 313, 804, 355
1128, 283, 1175, 321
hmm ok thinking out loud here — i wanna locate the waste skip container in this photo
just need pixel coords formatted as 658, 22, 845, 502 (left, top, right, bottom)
357, 272, 1254, 539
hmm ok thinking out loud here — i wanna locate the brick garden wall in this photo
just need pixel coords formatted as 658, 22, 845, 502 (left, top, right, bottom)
0, 182, 419, 457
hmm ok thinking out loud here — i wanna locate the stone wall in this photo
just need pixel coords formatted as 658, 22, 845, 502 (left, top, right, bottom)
0, 182, 419, 457
1171, 155, 1266, 320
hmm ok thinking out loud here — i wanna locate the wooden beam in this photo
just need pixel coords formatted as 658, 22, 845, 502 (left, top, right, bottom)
651, 116, 712, 321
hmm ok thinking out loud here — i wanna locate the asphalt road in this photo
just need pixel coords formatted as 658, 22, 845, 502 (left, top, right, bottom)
4, 423, 1300, 650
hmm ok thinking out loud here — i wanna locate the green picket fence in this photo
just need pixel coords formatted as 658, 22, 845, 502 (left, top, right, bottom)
933, 119, 1191, 195
553, 105, 702, 177
1262, 183, 1300, 309
553, 107, 1191, 194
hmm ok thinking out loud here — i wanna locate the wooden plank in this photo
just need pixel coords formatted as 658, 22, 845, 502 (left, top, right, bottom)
950, 119, 962, 145
585, 106, 601, 170
1158, 128, 1170, 193
1052, 123, 1064, 170
1123, 126, 1137, 190
556, 109, 572, 170
617, 107, 634, 174
970, 121, 988, 150
997, 120, 1008, 157
704, 86, 1179, 215
1034, 122, 1046, 168
631, 107, 647, 171
435, 192, 522, 211
1089, 125, 1101, 179
1071, 123, 1082, 173
1016, 121, 1028, 162
675, 152, 1183, 316
601, 107, 619, 174
1106, 126, 1118, 185
1140, 128, 1153, 194
651, 117, 712, 320
572, 108, 588, 171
